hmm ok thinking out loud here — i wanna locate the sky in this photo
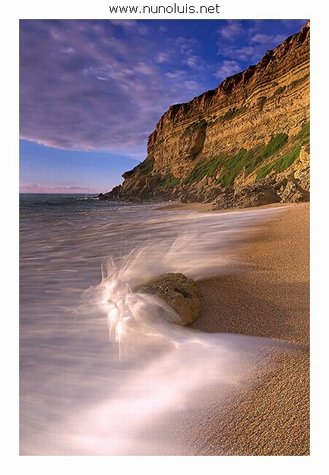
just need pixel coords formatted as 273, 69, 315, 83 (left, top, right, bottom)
19, 19, 306, 194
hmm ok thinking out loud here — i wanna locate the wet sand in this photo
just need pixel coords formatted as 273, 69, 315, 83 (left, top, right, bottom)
190, 202, 310, 455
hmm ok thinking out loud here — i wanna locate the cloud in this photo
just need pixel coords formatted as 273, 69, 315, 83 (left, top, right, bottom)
20, 20, 303, 155
217, 21, 295, 66
218, 21, 243, 40
231, 46, 258, 61
183, 80, 201, 91
20, 21, 207, 154
176, 36, 199, 55
110, 20, 149, 35
154, 52, 171, 64
217, 45, 260, 62
20, 183, 97, 193
110, 20, 138, 28
251, 33, 286, 45
165, 70, 185, 79
183, 54, 205, 70
215, 60, 242, 81
134, 62, 157, 76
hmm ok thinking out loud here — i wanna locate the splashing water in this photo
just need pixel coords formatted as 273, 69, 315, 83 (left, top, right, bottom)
20, 195, 289, 455
89, 206, 282, 357
97, 252, 184, 359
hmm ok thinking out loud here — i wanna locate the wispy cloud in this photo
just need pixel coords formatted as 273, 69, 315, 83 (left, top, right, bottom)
250, 33, 286, 45
218, 21, 243, 40
215, 60, 242, 81
217, 44, 260, 62
165, 70, 185, 79
176, 36, 199, 55
154, 52, 171, 64
110, 20, 138, 28
183, 80, 201, 91
20, 20, 207, 154
216, 20, 301, 74
20, 183, 97, 193
183, 54, 206, 70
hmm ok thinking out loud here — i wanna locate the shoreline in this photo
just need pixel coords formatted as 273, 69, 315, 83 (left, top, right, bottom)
195, 202, 309, 343
156, 199, 295, 214
190, 202, 310, 455
97, 197, 310, 454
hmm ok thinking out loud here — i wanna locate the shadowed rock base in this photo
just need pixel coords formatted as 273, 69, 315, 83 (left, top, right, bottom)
136, 273, 201, 326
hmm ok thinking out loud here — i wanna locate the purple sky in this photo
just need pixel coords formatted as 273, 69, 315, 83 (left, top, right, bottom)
19, 19, 306, 193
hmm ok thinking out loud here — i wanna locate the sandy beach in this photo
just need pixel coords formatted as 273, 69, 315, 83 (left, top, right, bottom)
20, 196, 310, 456
188, 202, 310, 455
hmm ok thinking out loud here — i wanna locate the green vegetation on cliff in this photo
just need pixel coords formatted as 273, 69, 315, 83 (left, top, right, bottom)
138, 155, 154, 175
159, 174, 180, 189
257, 146, 301, 179
183, 133, 289, 187
217, 105, 248, 122
272, 75, 308, 98
127, 121, 309, 191
182, 155, 223, 185
180, 121, 309, 188
123, 155, 154, 178
256, 121, 309, 179
297, 121, 310, 145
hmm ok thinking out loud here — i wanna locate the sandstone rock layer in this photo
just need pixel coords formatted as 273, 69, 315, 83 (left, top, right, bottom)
103, 22, 310, 208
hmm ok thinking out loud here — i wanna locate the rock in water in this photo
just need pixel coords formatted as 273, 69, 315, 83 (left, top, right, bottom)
135, 273, 201, 326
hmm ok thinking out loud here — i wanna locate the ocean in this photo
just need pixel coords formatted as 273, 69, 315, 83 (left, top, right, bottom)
20, 193, 282, 455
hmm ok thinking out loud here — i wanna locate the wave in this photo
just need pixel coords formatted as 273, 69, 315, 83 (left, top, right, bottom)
20, 202, 288, 455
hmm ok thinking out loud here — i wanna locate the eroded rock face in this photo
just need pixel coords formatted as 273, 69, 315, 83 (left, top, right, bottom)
135, 273, 201, 326
102, 22, 310, 208
233, 180, 281, 208
278, 180, 310, 203
211, 189, 234, 210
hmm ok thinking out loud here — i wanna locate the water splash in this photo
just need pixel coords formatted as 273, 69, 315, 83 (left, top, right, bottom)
56, 207, 292, 455
20, 198, 288, 455
90, 207, 281, 359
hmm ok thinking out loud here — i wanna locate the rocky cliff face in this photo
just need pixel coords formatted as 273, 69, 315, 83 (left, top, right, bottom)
102, 22, 310, 208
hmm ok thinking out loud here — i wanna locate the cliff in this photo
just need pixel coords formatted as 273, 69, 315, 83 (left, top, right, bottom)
101, 22, 310, 208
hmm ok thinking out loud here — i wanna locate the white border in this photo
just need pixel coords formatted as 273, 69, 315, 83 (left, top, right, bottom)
1, 0, 328, 473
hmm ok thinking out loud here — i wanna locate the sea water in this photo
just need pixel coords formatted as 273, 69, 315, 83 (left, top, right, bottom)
20, 193, 283, 455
